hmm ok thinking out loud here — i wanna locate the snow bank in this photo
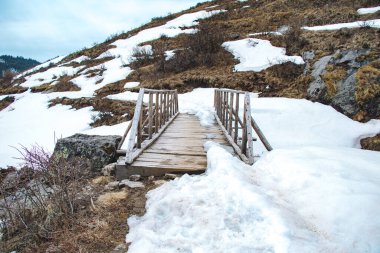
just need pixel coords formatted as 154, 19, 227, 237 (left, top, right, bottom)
20, 65, 84, 88
127, 142, 290, 253
222, 38, 304, 72
99, 9, 224, 62
0, 92, 94, 167
18, 56, 65, 77
254, 146, 380, 252
124, 82, 140, 89
303, 19, 380, 31
250, 97, 380, 150
358, 6, 380, 15
176, 89, 380, 152
127, 142, 380, 252
178, 88, 215, 126
165, 50, 176, 61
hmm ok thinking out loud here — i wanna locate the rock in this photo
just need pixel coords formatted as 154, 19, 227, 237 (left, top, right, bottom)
105, 181, 119, 191
307, 48, 378, 118
148, 175, 155, 181
110, 243, 128, 253
164, 173, 178, 180
153, 180, 167, 186
331, 72, 358, 116
129, 174, 141, 182
52, 134, 122, 171
102, 163, 116, 176
361, 134, 380, 151
119, 179, 144, 189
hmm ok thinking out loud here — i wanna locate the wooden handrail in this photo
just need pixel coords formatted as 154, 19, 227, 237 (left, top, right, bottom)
118, 88, 179, 164
214, 88, 272, 164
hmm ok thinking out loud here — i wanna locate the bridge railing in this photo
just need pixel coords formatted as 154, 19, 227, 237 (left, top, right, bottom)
214, 88, 272, 164
117, 88, 179, 164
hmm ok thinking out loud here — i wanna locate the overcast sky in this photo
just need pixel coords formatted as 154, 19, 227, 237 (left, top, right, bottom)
0, 0, 204, 62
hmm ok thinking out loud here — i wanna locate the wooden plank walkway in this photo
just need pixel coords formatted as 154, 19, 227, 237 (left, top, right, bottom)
116, 113, 231, 178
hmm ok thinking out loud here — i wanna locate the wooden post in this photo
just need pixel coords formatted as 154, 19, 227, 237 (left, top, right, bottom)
148, 93, 153, 139
160, 92, 164, 127
175, 92, 178, 113
224, 91, 229, 129
155, 92, 159, 133
234, 93, 239, 143
244, 93, 254, 164
137, 108, 143, 148
242, 95, 247, 154
229, 92, 233, 136
221, 92, 225, 125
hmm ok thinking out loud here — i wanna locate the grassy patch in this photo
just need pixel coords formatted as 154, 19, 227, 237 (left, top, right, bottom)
355, 61, 380, 104
322, 65, 347, 98
0, 96, 15, 111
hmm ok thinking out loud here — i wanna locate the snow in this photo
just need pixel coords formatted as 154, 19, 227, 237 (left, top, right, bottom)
17, 56, 65, 77
249, 31, 283, 36
205, 5, 219, 9
222, 38, 304, 72
178, 88, 215, 126
0, 92, 94, 167
124, 82, 140, 89
249, 97, 380, 150
126, 88, 380, 252
303, 19, 380, 31
20, 65, 84, 88
165, 50, 176, 61
98, 9, 224, 63
127, 139, 380, 252
358, 6, 380, 15
65, 55, 90, 64
81, 121, 129, 136
127, 142, 290, 253
107, 90, 143, 101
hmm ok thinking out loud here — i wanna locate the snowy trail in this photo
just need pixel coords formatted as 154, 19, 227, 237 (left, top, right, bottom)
126, 88, 380, 253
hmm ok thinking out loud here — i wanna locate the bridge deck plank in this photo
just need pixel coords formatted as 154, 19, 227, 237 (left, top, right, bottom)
116, 113, 231, 178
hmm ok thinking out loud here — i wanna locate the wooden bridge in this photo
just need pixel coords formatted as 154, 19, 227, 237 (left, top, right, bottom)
116, 88, 272, 179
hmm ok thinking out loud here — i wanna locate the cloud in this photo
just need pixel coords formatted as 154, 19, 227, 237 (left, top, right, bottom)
0, 0, 205, 62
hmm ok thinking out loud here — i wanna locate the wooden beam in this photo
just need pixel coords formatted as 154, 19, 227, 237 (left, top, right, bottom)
214, 113, 250, 164
117, 120, 132, 150
148, 93, 153, 139
126, 112, 179, 164
125, 88, 145, 163
244, 93, 254, 164
234, 93, 239, 143
251, 117, 273, 151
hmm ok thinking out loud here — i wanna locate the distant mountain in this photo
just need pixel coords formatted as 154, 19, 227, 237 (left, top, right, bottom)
0, 55, 40, 77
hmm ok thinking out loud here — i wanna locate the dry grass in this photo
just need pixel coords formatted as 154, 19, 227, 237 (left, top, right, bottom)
96, 190, 128, 207
355, 61, 380, 104
0, 85, 28, 96
92, 176, 112, 185
322, 65, 347, 98
360, 134, 380, 151
0, 96, 15, 111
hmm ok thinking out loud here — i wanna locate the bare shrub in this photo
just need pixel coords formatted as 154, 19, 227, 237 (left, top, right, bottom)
129, 46, 155, 68
282, 25, 309, 54
0, 69, 16, 88
158, 23, 227, 73
0, 145, 92, 240
267, 61, 304, 79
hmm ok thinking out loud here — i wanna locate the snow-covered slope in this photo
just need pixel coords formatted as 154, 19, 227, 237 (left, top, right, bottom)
126, 88, 380, 253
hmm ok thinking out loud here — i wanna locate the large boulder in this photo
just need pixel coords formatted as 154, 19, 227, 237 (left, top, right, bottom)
307, 48, 379, 121
52, 134, 122, 171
